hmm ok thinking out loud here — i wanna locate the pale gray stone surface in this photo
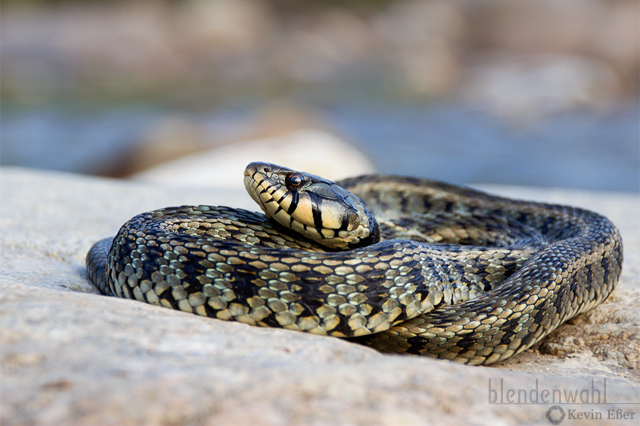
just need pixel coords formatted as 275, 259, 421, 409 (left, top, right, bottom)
130, 128, 377, 191
1, 167, 639, 426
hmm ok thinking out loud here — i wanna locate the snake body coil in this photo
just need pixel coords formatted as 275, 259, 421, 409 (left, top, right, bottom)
86, 162, 623, 365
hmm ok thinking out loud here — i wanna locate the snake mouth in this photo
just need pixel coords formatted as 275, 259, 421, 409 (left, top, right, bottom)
243, 162, 379, 250
243, 162, 271, 209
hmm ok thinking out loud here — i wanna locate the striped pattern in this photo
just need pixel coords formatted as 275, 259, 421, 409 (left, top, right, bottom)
243, 162, 379, 250
86, 162, 623, 365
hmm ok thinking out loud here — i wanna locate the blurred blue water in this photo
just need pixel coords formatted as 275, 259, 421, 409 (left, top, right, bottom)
328, 104, 639, 192
1, 106, 159, 175
1, 103, 638, 192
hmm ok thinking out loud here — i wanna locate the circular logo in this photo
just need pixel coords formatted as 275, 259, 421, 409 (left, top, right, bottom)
546, 405, 565, 424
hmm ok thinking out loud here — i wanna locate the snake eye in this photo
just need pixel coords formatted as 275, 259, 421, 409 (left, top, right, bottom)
285, 173, 304, 189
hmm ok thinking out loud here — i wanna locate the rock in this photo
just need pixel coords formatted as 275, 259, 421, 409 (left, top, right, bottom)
462, 0, 639, 95
115, 116, 209, 177
1, 168, 639, 425
3, 0, 637, 107
130, 128, 377, 190
590, 0, 639, 93
0, 0, 278, 99
177, 0, 275, 54
272, 8, 373, 83
458, 53, 621, 121
373, 0, 466, 96
468, 0, 605, 54
117, 103, 367, 179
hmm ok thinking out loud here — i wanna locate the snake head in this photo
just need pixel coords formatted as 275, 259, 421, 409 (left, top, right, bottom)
244, 162, 379, 250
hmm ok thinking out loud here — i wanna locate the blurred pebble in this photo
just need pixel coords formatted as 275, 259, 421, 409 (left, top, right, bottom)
458, 53, 621, 121
374, 0, 466, 96
130, 128, 376, 190
1, 0, 636, 111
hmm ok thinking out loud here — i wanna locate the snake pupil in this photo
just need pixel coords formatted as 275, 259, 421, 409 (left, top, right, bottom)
285, 173, 303, 189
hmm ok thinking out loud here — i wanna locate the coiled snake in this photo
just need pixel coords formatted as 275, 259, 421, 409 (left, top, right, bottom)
86, 162, 623, 365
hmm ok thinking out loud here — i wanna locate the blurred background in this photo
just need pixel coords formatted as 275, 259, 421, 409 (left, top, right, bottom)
1, 0, 638, 192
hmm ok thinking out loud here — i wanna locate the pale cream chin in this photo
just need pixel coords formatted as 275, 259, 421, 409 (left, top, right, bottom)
244, 171, 373, 250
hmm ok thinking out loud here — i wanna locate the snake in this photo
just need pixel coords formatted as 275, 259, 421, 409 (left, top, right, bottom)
86, 162, 623, 365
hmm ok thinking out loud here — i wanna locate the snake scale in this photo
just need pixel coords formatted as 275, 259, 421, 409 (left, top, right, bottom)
86, 162, 623, 365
